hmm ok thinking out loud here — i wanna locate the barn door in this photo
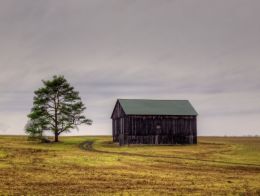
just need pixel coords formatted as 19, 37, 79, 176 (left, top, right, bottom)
155, 123, 161, 144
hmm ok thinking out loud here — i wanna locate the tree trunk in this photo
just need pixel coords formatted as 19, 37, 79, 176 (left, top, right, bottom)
54, 132, 59, 142
54, 97, 59, 142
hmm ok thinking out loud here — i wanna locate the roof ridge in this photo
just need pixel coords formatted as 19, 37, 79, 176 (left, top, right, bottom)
115, 99, 198, 116
118, 98, 189, 101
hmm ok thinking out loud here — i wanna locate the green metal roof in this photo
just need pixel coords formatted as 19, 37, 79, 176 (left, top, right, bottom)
118, 99, 198, 116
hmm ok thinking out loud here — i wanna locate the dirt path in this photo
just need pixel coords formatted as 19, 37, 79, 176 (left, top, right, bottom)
80, 140, 260, 168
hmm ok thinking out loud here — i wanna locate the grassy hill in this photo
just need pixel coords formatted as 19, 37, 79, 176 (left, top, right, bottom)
0, 136, 259, 195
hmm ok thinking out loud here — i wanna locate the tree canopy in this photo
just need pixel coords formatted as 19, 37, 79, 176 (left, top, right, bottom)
26, 75, 92, 142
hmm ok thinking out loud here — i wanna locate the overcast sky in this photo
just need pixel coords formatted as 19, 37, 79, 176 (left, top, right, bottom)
0, 0, 260, 136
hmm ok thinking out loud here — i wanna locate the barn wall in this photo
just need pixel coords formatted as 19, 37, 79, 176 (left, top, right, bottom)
111, 101, 125, 142
120, 115, 197, 145
111, 102, 197, 145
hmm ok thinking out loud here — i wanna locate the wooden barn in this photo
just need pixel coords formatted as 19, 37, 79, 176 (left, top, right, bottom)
111, 99, 198, 145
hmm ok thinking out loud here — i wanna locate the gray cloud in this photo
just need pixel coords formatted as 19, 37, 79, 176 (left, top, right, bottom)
0, 0, 260, 136
0, 122, 9, 133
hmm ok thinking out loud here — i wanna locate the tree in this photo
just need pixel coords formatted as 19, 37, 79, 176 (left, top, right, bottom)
25, 120, 44, 139
25, 120, 51, 143
26, 75, 92, 142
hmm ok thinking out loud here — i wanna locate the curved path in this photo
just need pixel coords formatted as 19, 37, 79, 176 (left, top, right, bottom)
80, 140, 260, 168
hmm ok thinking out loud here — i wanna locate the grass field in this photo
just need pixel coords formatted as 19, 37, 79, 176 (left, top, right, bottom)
0, 136, 259, 195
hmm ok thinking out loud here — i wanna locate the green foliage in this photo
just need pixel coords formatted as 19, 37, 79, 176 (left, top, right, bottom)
26, 75, 92, 142
25, 120, 44, 141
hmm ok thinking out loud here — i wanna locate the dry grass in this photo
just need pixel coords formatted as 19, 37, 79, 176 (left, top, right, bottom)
0, 136, 259, 195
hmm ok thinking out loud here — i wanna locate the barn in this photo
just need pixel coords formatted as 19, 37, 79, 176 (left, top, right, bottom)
111, 99, 198, 145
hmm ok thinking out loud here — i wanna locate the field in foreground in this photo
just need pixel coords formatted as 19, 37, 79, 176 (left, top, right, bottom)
0, 136, 259, 195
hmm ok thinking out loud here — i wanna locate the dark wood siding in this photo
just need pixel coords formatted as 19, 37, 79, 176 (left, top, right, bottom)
111, 102, 197, 145
111, 101, 125, 142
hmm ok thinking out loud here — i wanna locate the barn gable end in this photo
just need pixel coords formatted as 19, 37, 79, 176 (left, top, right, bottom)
111, 100, 125, 119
